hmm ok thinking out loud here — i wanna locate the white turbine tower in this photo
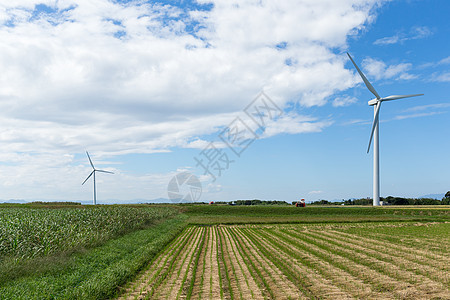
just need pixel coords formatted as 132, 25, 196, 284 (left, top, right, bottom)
82, 151, 114, 205
347, 53, 423, 206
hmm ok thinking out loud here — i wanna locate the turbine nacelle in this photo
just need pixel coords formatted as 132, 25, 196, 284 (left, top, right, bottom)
368, 99, 378, 106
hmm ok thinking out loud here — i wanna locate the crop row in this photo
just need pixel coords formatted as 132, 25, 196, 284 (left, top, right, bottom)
0, 206, 178, 259
120, 222, 449, 299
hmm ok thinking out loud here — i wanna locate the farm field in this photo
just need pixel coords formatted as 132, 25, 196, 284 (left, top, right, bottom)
119, 221, 450, 299
0, 204, 449, 299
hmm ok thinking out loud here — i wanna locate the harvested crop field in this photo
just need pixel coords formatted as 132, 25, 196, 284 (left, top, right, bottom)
119, 222, 450, 299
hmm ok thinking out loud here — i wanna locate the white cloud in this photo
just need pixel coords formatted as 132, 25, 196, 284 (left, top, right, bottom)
430, 72, 450, 82
0, 0, 384, 199
333, 96, 358, 107
394, 103, 449, 121
362, 57, 416, 81
394, 111, 444, 120
308, 190, 323, 195
404, 103, 450, 113
261, 112, 333, 138
374, 26, 433, 45
206, 183, 222, 193
438, 56, 450, 65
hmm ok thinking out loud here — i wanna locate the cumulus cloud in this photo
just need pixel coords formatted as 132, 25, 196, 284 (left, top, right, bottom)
0, 0, 384, 199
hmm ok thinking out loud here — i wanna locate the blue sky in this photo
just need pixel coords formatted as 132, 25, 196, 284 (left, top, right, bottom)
0, 0, 448, 203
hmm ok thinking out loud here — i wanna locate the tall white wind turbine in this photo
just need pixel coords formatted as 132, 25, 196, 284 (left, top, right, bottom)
82, 151, 114, 205
347, 53, 423, 206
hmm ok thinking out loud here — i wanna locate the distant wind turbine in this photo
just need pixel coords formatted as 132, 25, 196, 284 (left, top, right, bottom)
82, 151, 114, 205
347, 53, 423, 206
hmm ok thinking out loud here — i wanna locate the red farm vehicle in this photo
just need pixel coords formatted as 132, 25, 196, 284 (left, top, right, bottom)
295, 199, 306, 207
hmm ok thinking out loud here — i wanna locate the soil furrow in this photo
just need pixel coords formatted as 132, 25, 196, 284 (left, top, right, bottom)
265, 227, 402, 299
221, 227, 264, 299
190, 226, 209, 299
244, 227, 354, 299
153, 227, 203, 299
284, 228, 449, 299
231, 227, 304, 300
326, 228, 450, 269
117, 222, 449, 300
315, 229, 450, 285
263, 227, 375, 299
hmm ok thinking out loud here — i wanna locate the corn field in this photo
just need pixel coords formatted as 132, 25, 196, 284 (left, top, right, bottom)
0, 206, 177, 259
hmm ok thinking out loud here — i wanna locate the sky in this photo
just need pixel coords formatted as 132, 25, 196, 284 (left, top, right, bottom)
0, 0, 449, 203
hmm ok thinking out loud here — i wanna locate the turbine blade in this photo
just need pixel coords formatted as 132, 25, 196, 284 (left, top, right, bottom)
86, 151, 95, 169
347, 53, 381, 100
367, 102, 381, 153
381, 94, 424, 101
82, 171, 94, 185
96, 169, 114, 174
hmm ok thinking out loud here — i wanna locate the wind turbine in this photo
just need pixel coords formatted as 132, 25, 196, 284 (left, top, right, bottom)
82, 151, 114, 205
347, 53, 423, 206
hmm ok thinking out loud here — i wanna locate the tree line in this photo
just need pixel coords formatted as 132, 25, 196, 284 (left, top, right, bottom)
310, 192, 450, 205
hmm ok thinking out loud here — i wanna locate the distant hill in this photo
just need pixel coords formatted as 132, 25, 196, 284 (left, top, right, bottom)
419, 193, 445, 200
2, 199, 28, 204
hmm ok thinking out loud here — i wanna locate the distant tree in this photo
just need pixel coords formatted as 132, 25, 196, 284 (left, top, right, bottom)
443, 192, 450, 205
310, 200, 332, 205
